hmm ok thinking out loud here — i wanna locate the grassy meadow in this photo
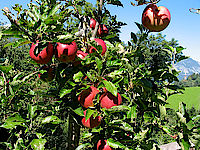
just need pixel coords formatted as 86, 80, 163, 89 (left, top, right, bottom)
166, 87, 200, 110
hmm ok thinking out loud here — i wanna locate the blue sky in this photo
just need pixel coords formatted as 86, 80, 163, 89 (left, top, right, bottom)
0, 0, 200, 62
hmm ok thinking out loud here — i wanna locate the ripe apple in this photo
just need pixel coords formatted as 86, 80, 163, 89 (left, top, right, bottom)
88, 38, 107, 55
29, 42, 54, 64
90, 18, 97, 30
55, 41, 78, 63
142, 4, 171, 32
97, 24, 108, 36
82, 110, 101, 128
73, 50, 89, 66
99, 90, 122, 109
76, 50, 88, 60
38, 65, 55, 82
97, 140, 113, 150
78, 86, 99, 108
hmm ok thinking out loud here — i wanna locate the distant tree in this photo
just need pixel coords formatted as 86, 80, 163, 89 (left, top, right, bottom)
175, 73, 200, 87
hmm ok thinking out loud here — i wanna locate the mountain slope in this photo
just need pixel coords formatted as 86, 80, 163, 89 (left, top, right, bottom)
175, 58, 200, 80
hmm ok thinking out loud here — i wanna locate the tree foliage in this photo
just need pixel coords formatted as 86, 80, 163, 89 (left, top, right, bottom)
0, 0, 199, 150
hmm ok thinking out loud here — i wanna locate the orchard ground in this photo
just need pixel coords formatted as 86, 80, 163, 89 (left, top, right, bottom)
166, 87, 200, 110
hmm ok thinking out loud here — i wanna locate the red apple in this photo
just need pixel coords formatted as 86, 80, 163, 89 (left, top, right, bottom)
90, 18, 97, 30
78, 86, 99, 108
55, 41, 77, 63
142, 4, 171, 32
76, 50, 88, 60
99, 90, 122, 109
29, 42, 54, 64
82, 110, 101, 128
88, 38, 107, 55
97, 24, 108, 36
38, 65, 55, 82
97, 140, 113, 150
73, 50, 89, 66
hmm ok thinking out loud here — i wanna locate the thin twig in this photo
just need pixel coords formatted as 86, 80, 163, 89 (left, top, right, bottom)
2, 8, 33, 42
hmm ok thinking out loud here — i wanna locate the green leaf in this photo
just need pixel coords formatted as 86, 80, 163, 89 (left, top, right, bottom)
127, 105, 137, 121
73, 107, 84, 117
121, 122, 134, 132
73, 71, 84, 82
36, 133, 44, 139
107, 105, 129, 112
75, 143, 91, 150
3, 42, 15, 48
162, 126, 172, 135
47, 4, 61, 18
179, 102, 186, 115
180, 139, 191, 150
186, 120, 194, 130
42, 116, 62, 124
159, 105, 166, 119
135, 22, 143, 33
30, 139, 47, 150
131, 32, 137, 44
82, 132, 92, 139
29, 3, 40, 21
59, 88, 73, 98
107, 0, 123, 7
176, 112, 186, 124
143, 112, 154, 124
56, 34, 73, 41
1, 122, 24, 129
95, 57, 102, 74
1, 114, 26, 129
85, 109, 94, 122
192, 115, 200, 121
28, 104, 37, 119
0, 65, 13, 74
103, 80, 118, 97
107, 138, 127, 149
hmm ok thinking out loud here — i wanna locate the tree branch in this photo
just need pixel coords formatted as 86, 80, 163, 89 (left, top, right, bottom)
91, 0, 104, 40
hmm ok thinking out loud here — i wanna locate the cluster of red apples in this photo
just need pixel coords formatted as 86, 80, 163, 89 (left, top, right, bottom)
79, 86, 121, 150
79, 86, 122, 127
29, 17, 118, 149
29, 18, 108, 82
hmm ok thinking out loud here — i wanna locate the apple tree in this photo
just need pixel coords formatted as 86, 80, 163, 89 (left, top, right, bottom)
0, 0, 199, 150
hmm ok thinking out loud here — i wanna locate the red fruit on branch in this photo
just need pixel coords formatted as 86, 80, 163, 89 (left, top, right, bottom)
97, 24, 108, 36
55, 42, 78, 63
97, 140, 113, 150
90, 18, 97, 30
100, 90, 122, 109
88, 38, 107, 55
78, 86, 99, 108
142, 4, 171, 32
82, 110, 101, 128
76, 50, 88, 60
29, 42, 54, 64
73, 50, 89, 66
38, 65, 55, 82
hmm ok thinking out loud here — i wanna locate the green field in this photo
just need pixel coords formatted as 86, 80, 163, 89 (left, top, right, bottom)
166, 87, 200, 110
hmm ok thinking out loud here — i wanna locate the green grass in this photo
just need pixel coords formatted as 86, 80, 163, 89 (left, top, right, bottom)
166, 87, 200, 110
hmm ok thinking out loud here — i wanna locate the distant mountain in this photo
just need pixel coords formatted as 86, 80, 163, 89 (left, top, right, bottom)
175, 58, 200, 80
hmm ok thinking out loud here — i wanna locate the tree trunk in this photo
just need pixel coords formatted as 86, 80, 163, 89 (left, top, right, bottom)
65, 110, 81, 150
